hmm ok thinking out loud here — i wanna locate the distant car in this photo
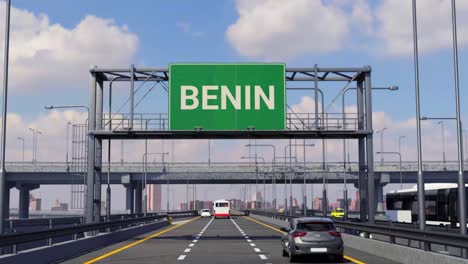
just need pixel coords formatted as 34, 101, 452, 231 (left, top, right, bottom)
331, 208, 344, 218
200, 209, 211, 218
280, 217, 343, 263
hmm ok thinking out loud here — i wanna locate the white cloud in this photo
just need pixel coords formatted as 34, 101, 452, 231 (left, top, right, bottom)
176, 21, 204, 37
226, 0, 365, 60
375, 0, 468, 56
226, 0, 468, 58
0, 3, 138, 92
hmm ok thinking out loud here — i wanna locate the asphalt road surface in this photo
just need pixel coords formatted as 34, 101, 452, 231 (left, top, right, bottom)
63, 216, 400, 264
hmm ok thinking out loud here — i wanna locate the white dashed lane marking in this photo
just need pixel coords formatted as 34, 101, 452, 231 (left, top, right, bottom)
230, 218, 269, 261
177, 217, 214, 261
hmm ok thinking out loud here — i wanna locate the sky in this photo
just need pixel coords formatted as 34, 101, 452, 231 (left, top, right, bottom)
1, 0, 468, 211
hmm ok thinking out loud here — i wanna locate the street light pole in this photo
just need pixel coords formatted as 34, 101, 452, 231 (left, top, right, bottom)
245, 144, 276, 210
376, 128, 387, 167
284, 143, 314, 215
437, 121, 446, 169
35, 131, 41, 163
412, 0, 426, 232
17, 137, 24, 164
241, 156, 266, 209
28, 128, 35, 164
66, 121, 71, 172
0, 0, 11, 235
451, 0, 467, 242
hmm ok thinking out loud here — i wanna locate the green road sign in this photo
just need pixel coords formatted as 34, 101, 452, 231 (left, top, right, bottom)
169, 63, 285, 131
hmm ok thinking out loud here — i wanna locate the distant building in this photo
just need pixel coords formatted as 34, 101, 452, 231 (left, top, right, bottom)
51, 199, 68, 211
29, 194, 41, 211
179, 202, 188, 211
148, 184, 162, 211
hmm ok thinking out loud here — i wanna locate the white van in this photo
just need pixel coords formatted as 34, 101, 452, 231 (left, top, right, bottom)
213, 200, 230, 219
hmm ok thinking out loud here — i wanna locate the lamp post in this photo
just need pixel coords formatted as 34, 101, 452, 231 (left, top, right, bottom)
245, 144, 276, 210
0, 0, 11, 234
28, 128, 35, 164
241, 156, 266, 209
375, 128, 387, 167
66, 121, 71, 172
342, 86, 398, 220
398, 136, 406, 157
17, 137, 24, 164
28, 128, 41, 165
421, 117, 456, 170
464, 129, 468, 164
143, 152, 169, 214
274, 156, 297, 212
437, 121, 446, 169
284, 144, 314, 215
35, 131, 42, 163
412, 0, 426, 232
451, 0, 467, 241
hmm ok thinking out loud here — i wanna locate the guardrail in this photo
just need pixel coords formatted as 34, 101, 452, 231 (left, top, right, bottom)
247, 210, 468, 259
0, 210, 197, 255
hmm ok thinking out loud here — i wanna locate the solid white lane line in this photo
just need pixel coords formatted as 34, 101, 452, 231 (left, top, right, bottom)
254, 248, 261, 252
177, 255, 186, 260
184, 248, 191, 253
259, 254, 268, 260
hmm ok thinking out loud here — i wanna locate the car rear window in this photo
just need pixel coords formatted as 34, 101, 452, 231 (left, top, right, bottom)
202, 209, 210, 212
296, 222, 335, 231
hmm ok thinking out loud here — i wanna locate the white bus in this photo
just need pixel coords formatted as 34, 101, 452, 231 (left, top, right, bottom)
386, 183, 468, 227
213, 200, 230, 219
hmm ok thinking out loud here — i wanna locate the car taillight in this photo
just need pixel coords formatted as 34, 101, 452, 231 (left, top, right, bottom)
329, 231, 341, 238
292, 231, 307, 238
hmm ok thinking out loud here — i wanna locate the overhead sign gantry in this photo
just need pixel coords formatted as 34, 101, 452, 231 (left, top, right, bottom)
86, 64, 376, 229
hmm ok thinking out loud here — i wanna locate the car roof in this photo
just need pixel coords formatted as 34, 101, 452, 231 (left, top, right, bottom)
293, 217, 334, 224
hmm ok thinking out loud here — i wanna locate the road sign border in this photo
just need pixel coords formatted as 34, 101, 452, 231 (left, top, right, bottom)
168, 62, 286, 131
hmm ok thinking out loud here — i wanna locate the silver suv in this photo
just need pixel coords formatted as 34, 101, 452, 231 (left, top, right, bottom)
280, 217, 343, 262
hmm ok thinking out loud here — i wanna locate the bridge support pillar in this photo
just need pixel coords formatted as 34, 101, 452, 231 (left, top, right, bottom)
16, 184, 39, 219
124, 183, 135, 214
376, 173, 389, 213
135, 183, 142, 214
3, 183, 13, 219
376, 182, 388, 213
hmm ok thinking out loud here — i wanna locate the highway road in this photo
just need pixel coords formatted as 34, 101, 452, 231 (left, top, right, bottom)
63, 216, 400, 264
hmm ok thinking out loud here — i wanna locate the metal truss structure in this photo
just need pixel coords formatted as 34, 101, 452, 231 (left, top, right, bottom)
86, 65, 375, 225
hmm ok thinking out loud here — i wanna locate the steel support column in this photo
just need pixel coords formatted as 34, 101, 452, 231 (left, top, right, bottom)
3, 184, 11, 220
135, 182, 143, 214
0, 0, 11, 235
364, 67, 375, 224
86, 69, 97, 225
94, 80, 103, 223
125, 183, 135, 214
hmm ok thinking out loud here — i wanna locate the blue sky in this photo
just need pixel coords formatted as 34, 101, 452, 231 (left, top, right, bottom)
6, 0, 468, 122
3, 0, 468, 210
